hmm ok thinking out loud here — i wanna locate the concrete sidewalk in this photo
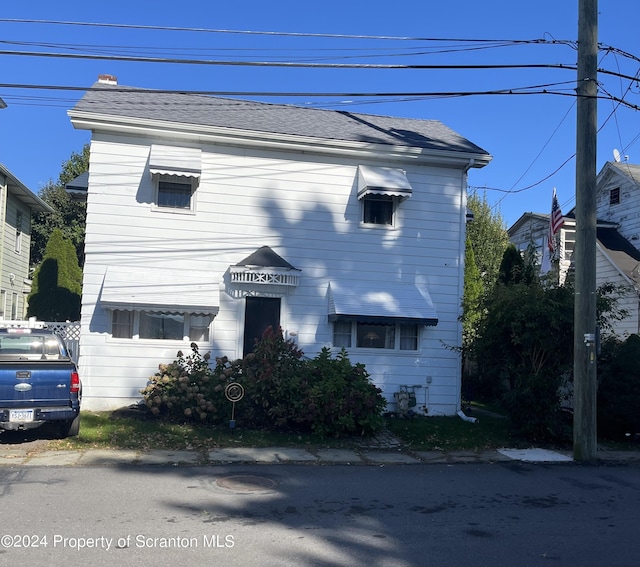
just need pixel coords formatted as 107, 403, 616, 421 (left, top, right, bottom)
1, 444, 637, 467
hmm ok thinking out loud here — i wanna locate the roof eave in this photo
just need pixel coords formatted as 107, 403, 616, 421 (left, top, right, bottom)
596, 241, 640, 289
68, 110, 492, 168
0, 163, 53, 213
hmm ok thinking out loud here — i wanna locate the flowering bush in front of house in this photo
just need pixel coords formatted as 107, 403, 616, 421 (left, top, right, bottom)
141, 344, 243, 423
141, 328, 386, 437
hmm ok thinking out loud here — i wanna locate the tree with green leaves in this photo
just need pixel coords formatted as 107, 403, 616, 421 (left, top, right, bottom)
462, 236, 483, 351
466, 191, 510, 297
27, 229, 82, 321
461, 192, 509, 383
472, 271, 627, 441
497, 243, 537, 286
30, 144, 88, 268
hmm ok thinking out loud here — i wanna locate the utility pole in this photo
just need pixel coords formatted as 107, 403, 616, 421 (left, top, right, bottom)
573, 0, 598, 462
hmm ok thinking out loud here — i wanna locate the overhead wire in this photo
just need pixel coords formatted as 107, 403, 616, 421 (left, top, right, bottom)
0, 18, 637, 210
0, 18, 578, 45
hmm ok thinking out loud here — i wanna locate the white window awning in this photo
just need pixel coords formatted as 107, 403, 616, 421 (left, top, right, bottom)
357, 165, 412, 200
100, 265, 219, 315
328, 281, 437, 326
149, 145, 202, 179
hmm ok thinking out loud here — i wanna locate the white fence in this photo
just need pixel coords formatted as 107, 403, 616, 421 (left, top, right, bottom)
44, 322, 81, 364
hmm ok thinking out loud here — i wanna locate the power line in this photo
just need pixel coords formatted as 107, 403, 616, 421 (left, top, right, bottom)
0, 80, 578, 95
0, 18, 576, 45
0, 48, 582, 71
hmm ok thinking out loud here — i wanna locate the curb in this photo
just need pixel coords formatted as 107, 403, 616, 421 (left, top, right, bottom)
2, 445, 637, 467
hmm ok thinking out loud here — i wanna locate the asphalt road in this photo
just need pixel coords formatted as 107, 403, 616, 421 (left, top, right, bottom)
0, 461, 636, 567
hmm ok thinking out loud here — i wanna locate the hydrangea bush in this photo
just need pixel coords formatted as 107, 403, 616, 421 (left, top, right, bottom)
141, 329, 386, 437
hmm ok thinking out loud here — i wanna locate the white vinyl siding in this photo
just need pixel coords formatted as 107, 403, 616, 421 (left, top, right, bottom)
596, 164, 640, 243
78, 135, 468, 413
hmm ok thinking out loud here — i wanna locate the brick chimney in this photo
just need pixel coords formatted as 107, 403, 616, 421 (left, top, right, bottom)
97, 74, 118, 85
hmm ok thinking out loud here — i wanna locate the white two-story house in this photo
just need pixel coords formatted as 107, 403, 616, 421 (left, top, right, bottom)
509, 161, 640, 337
68, 76, 491, 413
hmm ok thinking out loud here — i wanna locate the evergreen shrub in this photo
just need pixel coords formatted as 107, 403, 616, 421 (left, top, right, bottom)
597, 334, 640, 439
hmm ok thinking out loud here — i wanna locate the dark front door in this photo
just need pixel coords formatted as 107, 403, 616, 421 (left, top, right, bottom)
243, 297, 281, 356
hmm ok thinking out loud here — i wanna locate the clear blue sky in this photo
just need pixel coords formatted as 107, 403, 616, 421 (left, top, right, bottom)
1, 1, 638, 228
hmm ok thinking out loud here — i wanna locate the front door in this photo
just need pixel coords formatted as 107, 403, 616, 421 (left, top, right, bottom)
243, 297, 281, 356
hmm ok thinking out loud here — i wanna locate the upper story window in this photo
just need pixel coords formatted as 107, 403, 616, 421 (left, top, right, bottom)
156, 178, 195, 210
363, 194, 394, 225
610, 187, 620, 205
357, 165, 412, 227
15, 211, 22, 254
149, 145, 201, 213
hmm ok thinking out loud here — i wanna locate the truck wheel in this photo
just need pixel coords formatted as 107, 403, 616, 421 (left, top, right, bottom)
57, 414, 80, 438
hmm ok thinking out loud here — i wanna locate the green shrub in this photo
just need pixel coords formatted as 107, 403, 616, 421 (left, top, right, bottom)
502, 370, 568, 442
239, 326, 306, 429
302, 348, 386, 436
141, 329, 387, 437
238, 330, 386, 436
141, 344, 237, 423
597, 334, 640, 439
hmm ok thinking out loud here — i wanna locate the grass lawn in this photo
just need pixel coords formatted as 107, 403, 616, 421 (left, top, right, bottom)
49, 410, 364, 452
386, 413, 516, 451
47, 404, 520, 453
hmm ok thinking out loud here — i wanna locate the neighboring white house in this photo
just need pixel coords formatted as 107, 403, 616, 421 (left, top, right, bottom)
509, 161, 640, 338
68, 76, 491, 413
0, 163, 52, 319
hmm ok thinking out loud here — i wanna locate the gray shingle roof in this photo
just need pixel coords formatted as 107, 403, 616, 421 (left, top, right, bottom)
236, 246, 298, 270
71, 83, 491, 157
609, 162, 640, 184
597, 227, 640, 285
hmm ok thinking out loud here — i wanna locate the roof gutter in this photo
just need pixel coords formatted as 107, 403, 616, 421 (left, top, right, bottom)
68, 110, 492, 169
0, 164, 53, 213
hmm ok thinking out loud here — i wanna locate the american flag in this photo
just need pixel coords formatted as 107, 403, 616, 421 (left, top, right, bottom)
547, 188, 564, 253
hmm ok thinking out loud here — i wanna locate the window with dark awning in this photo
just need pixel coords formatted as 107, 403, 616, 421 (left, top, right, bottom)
100, 265, 219, 315
149, 145, 202, 179
357, 165, 412, 200
328, 281, 438, 326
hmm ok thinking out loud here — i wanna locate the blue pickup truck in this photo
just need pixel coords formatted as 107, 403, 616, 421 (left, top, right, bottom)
0, 327, 81, 438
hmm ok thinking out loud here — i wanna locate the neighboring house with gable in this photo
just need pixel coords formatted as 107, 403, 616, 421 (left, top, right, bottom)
509, 161, 640, 338
0, 163, 52, 320
67, 75, 491, 412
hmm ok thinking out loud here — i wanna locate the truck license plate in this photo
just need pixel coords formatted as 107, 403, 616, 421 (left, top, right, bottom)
9, 409, 34, 422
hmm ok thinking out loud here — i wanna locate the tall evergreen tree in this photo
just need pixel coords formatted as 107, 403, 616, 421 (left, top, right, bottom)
27, 229, 82, 321
498, 244, 526, 285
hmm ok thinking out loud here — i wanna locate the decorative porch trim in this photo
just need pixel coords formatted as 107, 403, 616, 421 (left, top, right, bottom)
229, 266, 300, 287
